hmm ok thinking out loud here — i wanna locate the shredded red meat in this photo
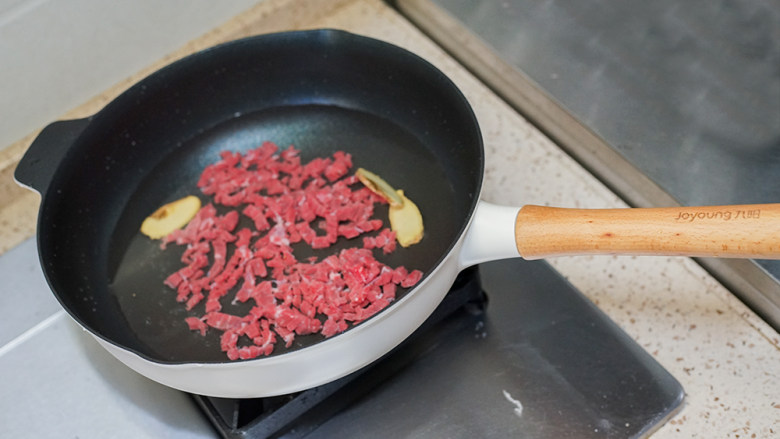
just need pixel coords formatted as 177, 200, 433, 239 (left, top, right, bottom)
161, 141, 423, 360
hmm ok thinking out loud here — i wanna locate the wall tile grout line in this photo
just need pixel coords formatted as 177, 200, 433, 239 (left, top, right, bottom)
0, 309, 65, 358
0, 0, 49, 28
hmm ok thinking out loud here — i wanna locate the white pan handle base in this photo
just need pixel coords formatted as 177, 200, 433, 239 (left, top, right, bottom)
458, 201, 521, 269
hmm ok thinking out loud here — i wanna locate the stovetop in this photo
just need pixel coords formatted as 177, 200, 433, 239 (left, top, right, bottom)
193, 261, 683, 439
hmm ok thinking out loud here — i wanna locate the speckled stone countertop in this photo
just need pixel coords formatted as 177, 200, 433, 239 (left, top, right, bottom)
1, 0, 778, 437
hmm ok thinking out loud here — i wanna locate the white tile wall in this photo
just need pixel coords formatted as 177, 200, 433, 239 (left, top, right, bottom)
0, 0, 259, 148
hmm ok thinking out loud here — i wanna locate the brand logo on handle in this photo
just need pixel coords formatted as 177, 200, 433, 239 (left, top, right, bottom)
674, 209, 761, 222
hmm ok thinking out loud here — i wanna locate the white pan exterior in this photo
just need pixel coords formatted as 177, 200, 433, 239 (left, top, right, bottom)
93, 201, 521, 398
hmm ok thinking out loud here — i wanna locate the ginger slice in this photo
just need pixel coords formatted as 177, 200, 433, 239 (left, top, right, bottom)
355, 168, 403, 207
389, 190, 424, 247
140, 195, 201, 239
355, 168, 424, 247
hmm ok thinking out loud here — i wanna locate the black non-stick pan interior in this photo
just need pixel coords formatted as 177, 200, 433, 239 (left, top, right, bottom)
36, 30, 483, 363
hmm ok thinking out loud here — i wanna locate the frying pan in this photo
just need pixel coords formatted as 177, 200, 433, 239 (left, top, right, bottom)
14, 29, 780, 398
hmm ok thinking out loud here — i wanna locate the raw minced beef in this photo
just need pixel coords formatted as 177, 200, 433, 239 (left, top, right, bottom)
160, 141, 423, 361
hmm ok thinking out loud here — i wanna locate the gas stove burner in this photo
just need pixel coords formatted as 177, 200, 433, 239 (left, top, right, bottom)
192, 266, 485, 439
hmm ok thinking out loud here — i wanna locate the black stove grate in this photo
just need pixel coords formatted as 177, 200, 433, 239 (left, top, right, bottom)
191, 266, 486, 439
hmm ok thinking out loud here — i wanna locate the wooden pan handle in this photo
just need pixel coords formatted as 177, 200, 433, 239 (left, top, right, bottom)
515, 204, 780, 260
